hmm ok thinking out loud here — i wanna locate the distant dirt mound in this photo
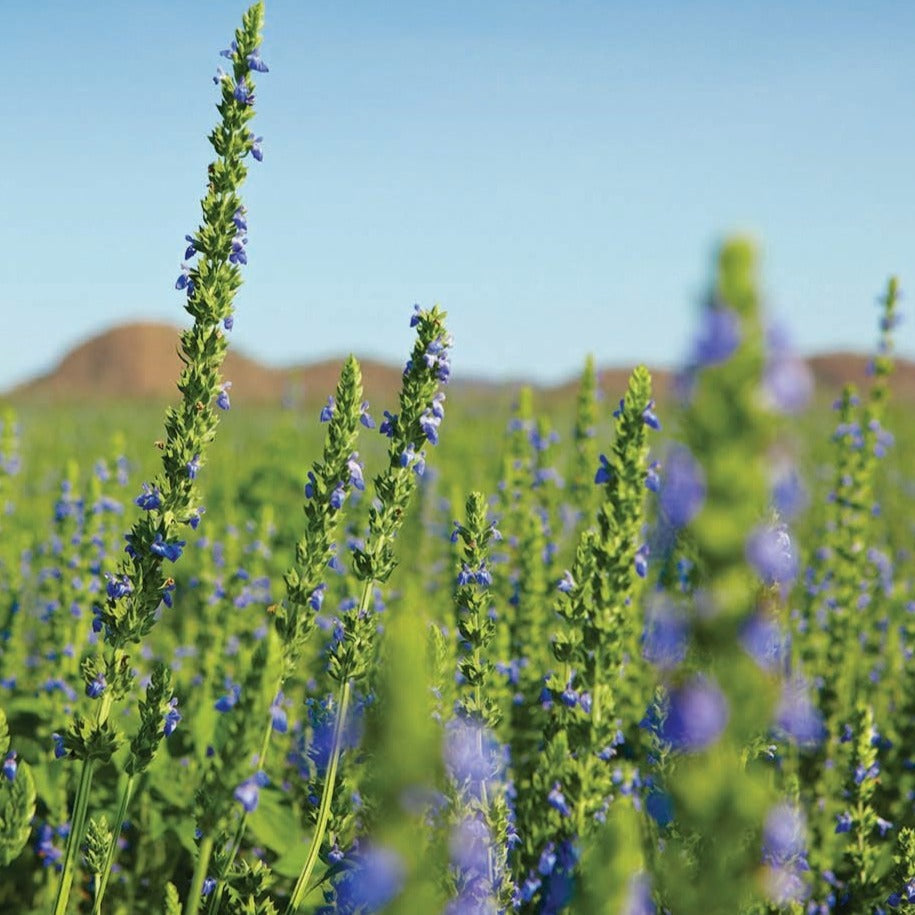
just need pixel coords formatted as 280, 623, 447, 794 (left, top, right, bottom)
6, 322, 915, 406
10, 323, 405, 405
807, 352, 915, 401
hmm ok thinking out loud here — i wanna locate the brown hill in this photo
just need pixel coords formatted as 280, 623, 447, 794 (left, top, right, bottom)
9, 323, 406, 405
6, 322, 915, 405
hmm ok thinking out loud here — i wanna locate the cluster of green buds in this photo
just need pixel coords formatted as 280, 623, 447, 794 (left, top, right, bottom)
0, 707, 36, 868
278, 355, 365, 672
516, 365, 655, 911
832, 704, 895, 904
810, 278, 900, 724
452, 491, 501, 725
796, 279, 900, 905
653, 238, 779, 914
193, 356, 366, 911
443, 492, 516, 912
286, 305, 452, 913
568, 355, 600, 520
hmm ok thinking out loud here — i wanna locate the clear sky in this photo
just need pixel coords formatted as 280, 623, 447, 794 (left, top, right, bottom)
3, 1, 914, 389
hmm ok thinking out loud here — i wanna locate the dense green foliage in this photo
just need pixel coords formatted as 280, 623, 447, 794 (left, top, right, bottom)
1, 4, 914, 914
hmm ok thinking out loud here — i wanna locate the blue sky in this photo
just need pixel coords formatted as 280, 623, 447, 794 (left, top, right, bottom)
3, 1, 914, 389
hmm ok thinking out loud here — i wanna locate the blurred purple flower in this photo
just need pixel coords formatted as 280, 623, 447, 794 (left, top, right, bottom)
747, 523, 798, 586
776, 678, 825, 747
662, 676, 728, 752
659, 446, 706, 528
692, 306, 741, 367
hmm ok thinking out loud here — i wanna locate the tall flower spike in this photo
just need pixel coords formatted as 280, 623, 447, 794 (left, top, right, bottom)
517, 366, 656, 911
50, 7, 268, 915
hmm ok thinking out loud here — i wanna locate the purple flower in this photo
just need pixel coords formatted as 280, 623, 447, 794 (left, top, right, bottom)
595, 454, 612, 485
623, 874, 656, 915
641, 596, 688, 670
763, 804, 806, 864
547, 782, 571, 817
232, 207, 247, 232
270, 692, 288, 734
450, 814, 491, 876
346, 453, 365, 491
3, 752, 17, 781
360, 401, 375, 429
105, 573, 132, 600
420, 408, 442, 445
876, 816, 894, 837
538, 843, 558, 876
659, 446, 705, 527
86, 673, 106, 699
320, 396, 335, 422
229, 234, 247, 265
233, 78, 253, 105
309, 584, 326, 612
634, 544, 650, 579
215, 682, 241, 713
330, 482, 347, 510
220, 39, 238, 59
444, 719, 504, 800
645, 460, 661, 493
334, 845, 404, 913
772, 466, 808, 520
764, 326, 813, 414
641, 400, 661, 430
379, 410, 397, 437
557, 570, 575, 593
740, 614, 789, 673
52, 733, 66, 759
202, 877, 216, 896
150, 533, 186, 563
135, 483, 162, 511
747, 523, 798, 586
410, 304, 422, 327
184, 234, 197, 260
175, 263, 194, 295
163, 697, 181, 737
835, 811, 853, 834
234, 770, 269, 813
186, 454, 202, 479
692, 306, 741, 367
476, 563, 492, 587
35, 824, 64, 869
246, 50, 269, 72
400, 443, 426, 475
776, 678, 825, 747
662, 677, 728, 752
216, 382, 232, 411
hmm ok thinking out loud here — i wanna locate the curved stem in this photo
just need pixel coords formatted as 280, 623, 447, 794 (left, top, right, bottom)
184, 835, 215, 915
91, 774, 135, 915
286, 677, 353, 914
51, 674, 115, 915
205, 694, 280, 915
52, 757, 97, 915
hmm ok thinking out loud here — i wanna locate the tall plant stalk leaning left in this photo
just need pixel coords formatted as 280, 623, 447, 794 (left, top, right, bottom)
50, 5, 267, 913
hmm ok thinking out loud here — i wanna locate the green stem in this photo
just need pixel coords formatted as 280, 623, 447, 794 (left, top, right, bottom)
286, 578, 374, 914
52, 757, 97, 915
205, 683, 282, 915
92, 774, 135, 915
286, 678, 353, 914
184, 835, 215, 915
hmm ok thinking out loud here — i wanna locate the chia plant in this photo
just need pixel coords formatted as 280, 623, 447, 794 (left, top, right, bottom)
48, 4, 268, 913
